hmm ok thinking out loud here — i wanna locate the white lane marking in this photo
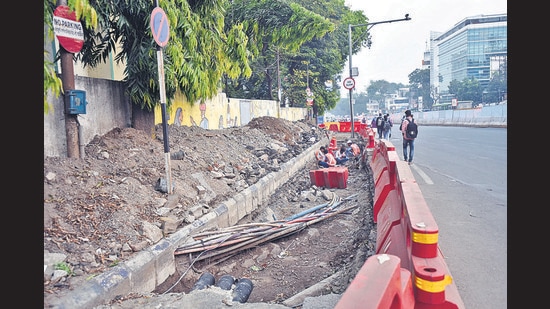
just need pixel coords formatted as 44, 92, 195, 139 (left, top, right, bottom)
410, 164, 434, 185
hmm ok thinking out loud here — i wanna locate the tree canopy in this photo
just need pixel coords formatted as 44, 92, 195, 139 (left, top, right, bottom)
42, 0, 375, 115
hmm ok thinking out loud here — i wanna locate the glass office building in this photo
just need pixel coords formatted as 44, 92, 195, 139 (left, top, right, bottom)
432, 13, 507, 97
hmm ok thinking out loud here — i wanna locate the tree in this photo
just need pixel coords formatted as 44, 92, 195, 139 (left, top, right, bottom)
223, 0, 336, 103
224, 0, 368, 117
70, 0, 254, 111
408, 68, 431, 109
447, 78, 481, 104
282, 0, 367, 116
484, 59, 507, 103
365, 80, 405, 105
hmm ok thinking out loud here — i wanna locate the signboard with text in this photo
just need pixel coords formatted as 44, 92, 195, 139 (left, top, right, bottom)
53, 5, 84, 53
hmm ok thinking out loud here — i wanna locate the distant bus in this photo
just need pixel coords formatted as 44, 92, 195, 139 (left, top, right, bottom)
431, 102, 452, 111
456, 100, 473, 109
388, 97, 409, 112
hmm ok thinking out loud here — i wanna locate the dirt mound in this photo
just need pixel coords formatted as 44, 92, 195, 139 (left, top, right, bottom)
44, 116, 376, 307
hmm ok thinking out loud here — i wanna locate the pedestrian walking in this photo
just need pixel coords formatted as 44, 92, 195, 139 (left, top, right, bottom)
401, 110, 417, 165
375, 113, 384, 139
382, 114, 391, 140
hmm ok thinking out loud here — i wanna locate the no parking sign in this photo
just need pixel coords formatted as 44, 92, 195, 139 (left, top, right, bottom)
150, 7, 170, 47
53, 5, 84, 53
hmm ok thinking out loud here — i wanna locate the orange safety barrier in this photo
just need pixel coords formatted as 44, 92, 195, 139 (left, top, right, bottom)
399, 181, 439, 259
337, 138, 465, 308
323, 166, 348, 189
370, 140, 398, 223
335, 254, 415, 309
411, 252, 463, 308
328, 123, 339, 132
322, 121, 340, 132
339, 121, 351, 132
309, 166, 348, 189
328, 136, 338, 153
375, 189, 410, 271
367, 129, 376, 148
309, 169, 325, 187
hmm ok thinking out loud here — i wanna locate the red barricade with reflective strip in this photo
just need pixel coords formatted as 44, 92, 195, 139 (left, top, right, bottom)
335, 254, 415, 309
336, 139, 465, 309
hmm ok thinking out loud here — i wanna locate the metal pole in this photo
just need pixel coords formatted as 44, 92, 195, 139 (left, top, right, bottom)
347, 15, 411, 139
348, 24, 355, 138
153, 0, 172, 194
157, 48, 173, 194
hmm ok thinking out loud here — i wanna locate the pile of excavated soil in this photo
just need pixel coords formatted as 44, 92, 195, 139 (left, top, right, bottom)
44, 117, 376, 307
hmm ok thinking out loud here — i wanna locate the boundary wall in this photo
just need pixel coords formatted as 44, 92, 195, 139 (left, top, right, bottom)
389, 105, 507, 128
44, 76, 308, 158
335, 137, 465, 309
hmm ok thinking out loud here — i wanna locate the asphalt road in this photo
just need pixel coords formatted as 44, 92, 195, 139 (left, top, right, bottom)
388, 126, 507, 309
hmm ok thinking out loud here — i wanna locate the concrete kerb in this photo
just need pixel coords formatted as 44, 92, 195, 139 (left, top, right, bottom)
48, 140, 325, 309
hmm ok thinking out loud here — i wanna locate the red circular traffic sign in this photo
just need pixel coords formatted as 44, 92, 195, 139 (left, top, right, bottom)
53, 5, 84, 53
343, 77, 355, 90
150, 7, 170, 47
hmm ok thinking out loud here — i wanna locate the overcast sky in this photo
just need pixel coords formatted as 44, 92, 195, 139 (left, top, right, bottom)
341, 0, 507, 94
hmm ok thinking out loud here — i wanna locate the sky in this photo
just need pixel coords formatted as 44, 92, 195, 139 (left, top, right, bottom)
341, 0, 507, 94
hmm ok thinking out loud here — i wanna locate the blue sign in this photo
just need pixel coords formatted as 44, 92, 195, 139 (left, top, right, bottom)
150, 7, 170, 47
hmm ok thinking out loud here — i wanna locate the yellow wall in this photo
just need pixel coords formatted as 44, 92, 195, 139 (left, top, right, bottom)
155, 93, 307, 129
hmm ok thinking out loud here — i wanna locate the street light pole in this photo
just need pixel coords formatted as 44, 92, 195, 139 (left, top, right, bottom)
347, 14, 411, 138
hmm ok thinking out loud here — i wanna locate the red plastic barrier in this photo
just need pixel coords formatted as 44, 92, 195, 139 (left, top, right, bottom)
328, 123, 339, 132
323, 166, 348, 189
375, 189, 411, 271
350, 122, 363, 133
399, 181, 439, 259
335, 254, 415, 309
369, 140, 398, 223
309, 169, 325, 187
347, 138, 466, 309
358, 126, 368, 138
339, 121, 351, 132
309, 167, 348, 189
411, 252, 464, 308
367, 130, 375, 148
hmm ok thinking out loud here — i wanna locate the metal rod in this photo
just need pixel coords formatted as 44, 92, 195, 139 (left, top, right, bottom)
347, 15, 411, 138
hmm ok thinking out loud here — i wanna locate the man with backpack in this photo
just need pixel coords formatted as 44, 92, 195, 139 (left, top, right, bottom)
382, 114, 391, 140
401, 110, 417, 165
375, 113, 384, 139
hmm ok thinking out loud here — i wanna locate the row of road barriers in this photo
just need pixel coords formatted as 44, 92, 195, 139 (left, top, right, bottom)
334, 132, 465, 309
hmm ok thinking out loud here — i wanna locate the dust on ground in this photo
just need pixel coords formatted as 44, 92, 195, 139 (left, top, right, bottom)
44, 116, 376, 307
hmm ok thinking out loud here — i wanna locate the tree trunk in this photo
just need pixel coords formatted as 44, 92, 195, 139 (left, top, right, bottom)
131, 105, 156, 138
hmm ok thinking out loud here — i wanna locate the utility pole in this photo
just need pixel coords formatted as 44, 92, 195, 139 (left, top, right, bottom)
347, 14, 411, 138
277, 49, 282, 104
57, 0, 80, 158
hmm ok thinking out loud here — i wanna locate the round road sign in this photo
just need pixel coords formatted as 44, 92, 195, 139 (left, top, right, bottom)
150, 7, 170, 47
343, 77, 355, 90
53, 5, 84, 53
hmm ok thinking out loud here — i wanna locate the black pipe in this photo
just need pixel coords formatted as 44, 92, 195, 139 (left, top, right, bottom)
191, 272, 215, 291
216, 274, 235, 290
232, 278, 254, 303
